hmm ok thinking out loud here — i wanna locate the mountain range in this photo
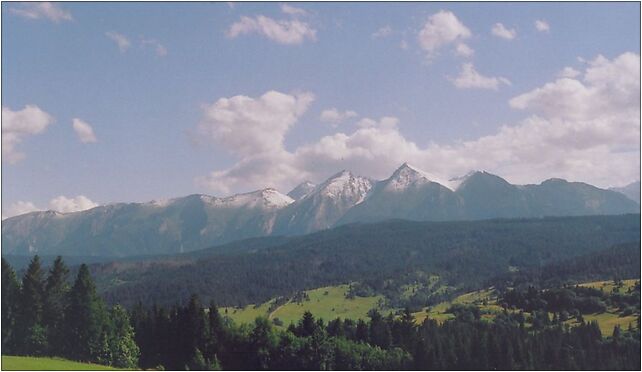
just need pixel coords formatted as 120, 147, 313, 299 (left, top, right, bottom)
2, 163, 639, 257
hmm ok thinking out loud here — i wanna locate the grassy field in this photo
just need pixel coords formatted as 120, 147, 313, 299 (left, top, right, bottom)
578, 279, 639, 294
412, 280, 640, 336
581, 312, 638, 335
1, 356, 121, 370
222, 284, 385, 326
412, 288, 500, 325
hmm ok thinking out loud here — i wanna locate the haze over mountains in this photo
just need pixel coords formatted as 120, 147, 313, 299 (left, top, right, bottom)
2, 163, 639, 257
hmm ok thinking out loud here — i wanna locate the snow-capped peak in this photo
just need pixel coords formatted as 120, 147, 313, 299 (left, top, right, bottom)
384, 163, 451, 191
287, 181, 317, 201
447, 170, 481, 191
215, 188, 294, 209
315, 170, 373, 203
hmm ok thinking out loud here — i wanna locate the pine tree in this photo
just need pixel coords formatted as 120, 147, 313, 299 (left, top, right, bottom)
15, 255, 47, 355
64, 264, 109, 362
43, 256, 69, 356
1, 258, 20, 353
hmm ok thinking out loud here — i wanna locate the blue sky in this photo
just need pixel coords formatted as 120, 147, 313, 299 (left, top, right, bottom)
2, 2, 640, 217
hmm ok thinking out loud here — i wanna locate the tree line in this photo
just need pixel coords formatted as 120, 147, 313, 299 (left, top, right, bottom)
129, 298, 640, 370
1, 256, 139, 368
3, 255, 641, 370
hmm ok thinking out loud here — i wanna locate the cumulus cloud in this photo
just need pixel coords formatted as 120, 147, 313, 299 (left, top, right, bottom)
2, 201, 40, 219
226, 15, 316, 45
106, 31, 131, 52
2, 105, 54, 163
417, 10, 471, 57
372, 25, 393, 39
451, 63, 511, 90
9, 2, 72, 22
196, 52, 640, 195
48, 195, 99, 213
535, 19, 550, 32
196, 90, 314, 158
558, 66, 581, 78
2, 195, 99, 219
72, 118, 97, 143
491, 23, 516, 40
455, 43, 474, 57
280, 4, 308, 17
320, 108, 358, 126
141, 38, 168, 56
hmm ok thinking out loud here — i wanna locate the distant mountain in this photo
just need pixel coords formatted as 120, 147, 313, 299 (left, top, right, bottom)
273, 171, 373, 234
287, 181, 316, 201
339, 164, 464, 224
2, 164, 638, 257
610, 181, 640, 204
2, 189, 293, 257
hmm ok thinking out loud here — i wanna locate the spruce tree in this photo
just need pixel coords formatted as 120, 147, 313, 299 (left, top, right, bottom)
65, 264, 109, 362
15, 255, 47, 355
43, 256, 69, 356
1, 258, 20, 353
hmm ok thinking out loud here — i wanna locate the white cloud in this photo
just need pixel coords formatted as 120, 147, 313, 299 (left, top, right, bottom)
141, 38, 168, 56
2, 105, 54, 163
48, 195, 98, 213
491, 23, 516, 40
10, 2, 72, 22
226, 15, 316, 45
372, 25, 393, 39
535, 19, 550, 32
2, 195, 99, 219
417, 10, 471, 57
280, 4, 308, 17
72, 118, 97, 143
196, 90, 314, 157
196, 52, 640, 195
558, 66, 581, 78
320, 108, 358, 126
451, 63, 511, 90
106, 31, 131, 52
455, 43, 474, 57
2, 201, 40, 219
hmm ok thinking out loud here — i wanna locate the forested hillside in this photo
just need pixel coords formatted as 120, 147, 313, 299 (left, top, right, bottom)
94, 214, 640, 307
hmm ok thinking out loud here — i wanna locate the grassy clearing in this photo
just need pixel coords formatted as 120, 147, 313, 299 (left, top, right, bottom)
412, 280, 640, 336
1, 356, 121, 370
411, 289, 499, 325
582, 312, 638, 336
578, 279, 639, 294
222, 284, 384, 326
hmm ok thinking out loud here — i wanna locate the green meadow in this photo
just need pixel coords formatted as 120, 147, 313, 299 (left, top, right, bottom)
1, 356, 122, 371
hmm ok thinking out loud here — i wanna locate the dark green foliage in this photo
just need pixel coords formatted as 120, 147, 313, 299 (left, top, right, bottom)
43, 256, 69, 356
99, 214, 640, 307
3, 256, 640, 370
500, 283, 640, 316
492, 242, 641, 291
14, 255, 47, 355
129, 292, 640, 370
2, 257, 21, 353
65, 264, 110, 361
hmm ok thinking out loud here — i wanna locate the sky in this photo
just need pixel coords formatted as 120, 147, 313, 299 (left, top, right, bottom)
2, 1, 640, 218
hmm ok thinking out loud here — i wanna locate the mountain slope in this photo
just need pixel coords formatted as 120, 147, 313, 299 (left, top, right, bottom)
273, 171, 373, 234
610, 181, 640, 204
3, 164, 638, 257
95, 214, 641, 307
1, 190, 293, 257
339, 164, 464, 224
